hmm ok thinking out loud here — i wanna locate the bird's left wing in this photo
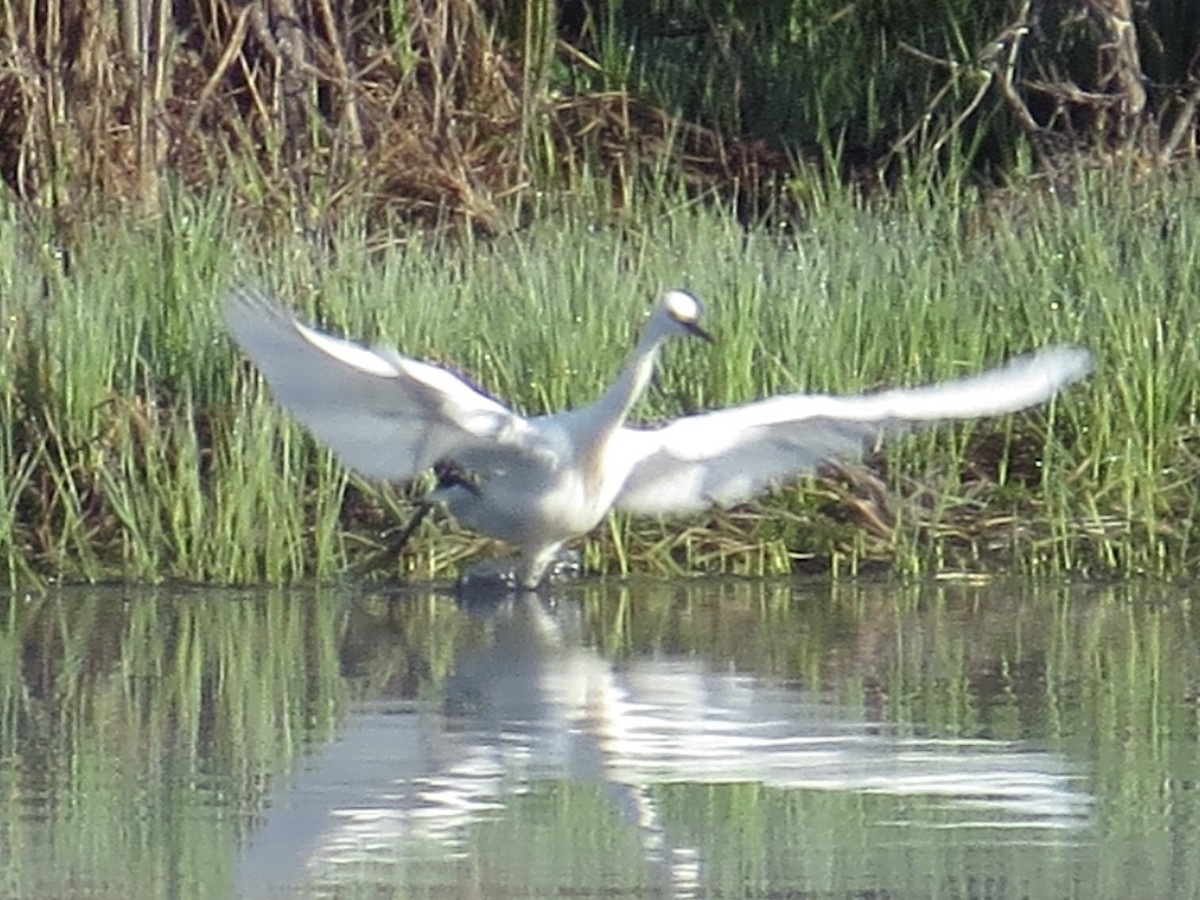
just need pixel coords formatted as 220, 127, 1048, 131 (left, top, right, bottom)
224, 288, 546, 482
613, 345, 1092, 515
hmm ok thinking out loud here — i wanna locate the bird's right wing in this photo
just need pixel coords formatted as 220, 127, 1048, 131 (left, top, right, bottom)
613, 345, 1092, 515
224, 288, 548, 482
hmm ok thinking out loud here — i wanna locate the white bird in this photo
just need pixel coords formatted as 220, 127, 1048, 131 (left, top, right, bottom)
224, 287, 1091, 588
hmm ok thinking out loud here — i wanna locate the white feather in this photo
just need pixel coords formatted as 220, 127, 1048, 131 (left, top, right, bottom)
225, 287, 1092, 587
612, 347, 1092, 515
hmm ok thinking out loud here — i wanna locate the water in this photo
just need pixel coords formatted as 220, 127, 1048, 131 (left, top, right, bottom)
0, 578, 1196, 898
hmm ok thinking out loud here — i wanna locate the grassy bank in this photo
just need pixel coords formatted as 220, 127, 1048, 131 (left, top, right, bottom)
2, 164, 1198, 586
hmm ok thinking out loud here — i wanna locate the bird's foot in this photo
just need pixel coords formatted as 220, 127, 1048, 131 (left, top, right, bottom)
456, 549, 583, 594
543, 548, 583, 582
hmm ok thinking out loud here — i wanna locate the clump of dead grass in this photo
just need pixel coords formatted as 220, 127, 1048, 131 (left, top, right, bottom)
0, 0, 790, 239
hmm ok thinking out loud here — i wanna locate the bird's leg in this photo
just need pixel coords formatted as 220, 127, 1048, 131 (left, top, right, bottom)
388, 498, 436, 553
349, 496, 435, 575
519, 544, 583, 588
520, 541, 568, 590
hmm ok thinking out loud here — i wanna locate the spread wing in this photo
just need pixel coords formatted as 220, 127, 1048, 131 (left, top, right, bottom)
613, 346, 1092, 515
224, 287, 550, 482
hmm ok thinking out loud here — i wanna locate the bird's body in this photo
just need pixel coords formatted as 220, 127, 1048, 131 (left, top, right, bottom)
225, 288, 1091, 588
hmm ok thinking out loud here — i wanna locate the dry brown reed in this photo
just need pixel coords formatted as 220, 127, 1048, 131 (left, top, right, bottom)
0, 0, 790, 236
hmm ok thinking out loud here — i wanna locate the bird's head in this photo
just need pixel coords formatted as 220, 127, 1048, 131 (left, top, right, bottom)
654, 290, 712, 343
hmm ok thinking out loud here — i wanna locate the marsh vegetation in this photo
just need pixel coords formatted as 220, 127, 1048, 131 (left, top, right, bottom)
3, 167, 1198, 585
0, 0, 1197, 585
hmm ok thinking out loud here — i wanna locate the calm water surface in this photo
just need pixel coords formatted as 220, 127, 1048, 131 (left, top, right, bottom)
1, 578, 1196, 898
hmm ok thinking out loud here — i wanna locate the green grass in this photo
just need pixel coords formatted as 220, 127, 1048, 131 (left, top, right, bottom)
1, 163, 1197, 586
595, 0, 1009, 165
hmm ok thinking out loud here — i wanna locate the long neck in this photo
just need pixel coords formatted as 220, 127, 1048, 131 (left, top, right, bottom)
586, 326, 665, 436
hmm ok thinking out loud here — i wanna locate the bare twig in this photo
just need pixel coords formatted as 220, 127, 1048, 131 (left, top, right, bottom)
188, 5, 255, 135
991, 0, 1043, 137
1159, 82, 1200, 162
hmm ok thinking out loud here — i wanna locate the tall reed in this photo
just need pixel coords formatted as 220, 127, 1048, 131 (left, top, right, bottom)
2, 161, 1197, 585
